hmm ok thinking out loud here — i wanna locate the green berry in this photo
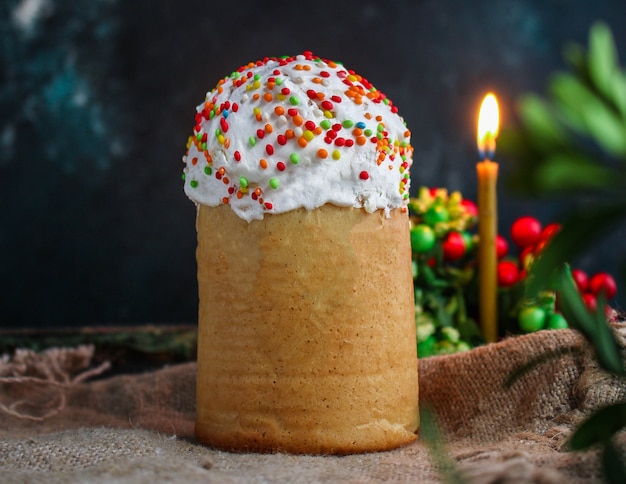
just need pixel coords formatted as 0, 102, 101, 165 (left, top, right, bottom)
423, 205, 449, 225
547, 312, 568, 330
410, 224, 436, 253
518, 306, 547, 333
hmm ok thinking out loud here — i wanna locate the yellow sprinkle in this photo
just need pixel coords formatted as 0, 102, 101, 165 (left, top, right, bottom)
276, 93, 286, 101
217, 134, 225, 145
332, 150, 341, 160
323, 110, 334, 119
347, 74, 357, 82
303, 130, 314, 141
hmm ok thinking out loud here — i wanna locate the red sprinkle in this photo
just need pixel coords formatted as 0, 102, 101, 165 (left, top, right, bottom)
359, 171, 370, 180
264, 202, 273, 210
232, 103, 239, 112
331, 95, 342, 103
281, 87, 290, 95
335, 137, 345, 146
277, 134, 287, 145
220, 117, 229, 133
287, 108, 298, 117
234, 151, 241, 162
257, 129, 265, 139
344, 139, 354, 147
304, 120, 316, 130
321, 100, 334, 111
306, 89, 317, 99
266, 144, 274, 155
320, 71, 330, 77
276, 161, 286, 171
332, 123, 342, 131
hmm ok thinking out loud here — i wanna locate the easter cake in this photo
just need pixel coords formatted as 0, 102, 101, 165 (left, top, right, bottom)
182, 51, 418, 454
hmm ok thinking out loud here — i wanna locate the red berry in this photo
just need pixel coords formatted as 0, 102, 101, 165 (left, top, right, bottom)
582, 293, 597, 311
496, 235, 508, 259
442, 231, 466, 261
460, 199, 478, 218
511, 216, 542, 248
497, 260, 520, 287
589, 272, 617, 300
540, 223, 561, 242
571, 269, 588, 293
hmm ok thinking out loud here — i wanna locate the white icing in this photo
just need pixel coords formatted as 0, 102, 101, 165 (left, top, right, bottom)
182, 53, 413, 222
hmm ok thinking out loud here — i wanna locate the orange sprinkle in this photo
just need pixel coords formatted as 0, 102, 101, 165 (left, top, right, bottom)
295, 64, 303, 71
274, 106, 285, 116
317, 148, 328, 159
364, 112, 372, 119
217, 86, 224, 94
285, 129, 295, 139
254, 188, 262, 197
223, 177, 230, 184
259, 158, 268, 169
217, 167, 226, 175
222, 197, 229, 204
313, 126, 323, 135
293, 116, 303, 126
352, 128, 363, 136
354, 98, 363, 105
263, 93, 273, 102
327, 61, 337, 68
224, 138, 231, 149
297, 137, 308, 148
267, 82, 275, 90
236, 191, 244, 199
255, 113, 262, 121
316, 92, 325, 100
404, 130, 411, 137
191, 157, 198, 165
313, 77, 322, 84
303, 64, 311, 71
375, 115, 383, 122
253, 93, 260, 101
356, 136, 367, 145
264, 123, 273, 134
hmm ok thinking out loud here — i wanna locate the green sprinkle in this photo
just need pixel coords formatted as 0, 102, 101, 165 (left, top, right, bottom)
289, 96, 299, 105
269, 178, 280, 189
320, 120, 331, 130
383, 98, 389, 105
254, 73, 261, 80
364, 129, 373, 136
275, 77, 283, 85
201, 142, 207, 151
249, 136, 256, 147
196, 133, 203, 141
215, 128, 222, 137
239, 177, 249, 188
190, 180, 198, 188
204, 166, 212, 175
290, 153, 300, 164
377, 124, 384, 132
209, 110, 215, 119
401, 141, 408, 147
377, 132, 383, 140
181, 173, 186, 181
342, 120, 354, 128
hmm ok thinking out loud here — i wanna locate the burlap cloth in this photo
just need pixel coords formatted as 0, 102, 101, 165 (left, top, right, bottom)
2, 327, 626, 483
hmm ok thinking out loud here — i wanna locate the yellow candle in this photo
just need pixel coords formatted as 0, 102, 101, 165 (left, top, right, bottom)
476, 93, 500, 343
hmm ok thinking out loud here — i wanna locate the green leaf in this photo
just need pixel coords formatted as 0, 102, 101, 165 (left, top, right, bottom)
588, 22, 618, 100
533, 152, 615, 192
554, 267, 623, 375
550, 73, 626, 156
518, 94, 568, 148
602, 439, 626, 484
568, 402, 626, 450
607, 69, 626, 120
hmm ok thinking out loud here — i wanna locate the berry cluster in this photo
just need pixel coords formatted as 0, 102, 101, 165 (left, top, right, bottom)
409, 188, 619, 356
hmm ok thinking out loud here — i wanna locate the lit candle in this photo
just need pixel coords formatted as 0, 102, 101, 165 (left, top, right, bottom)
476, 93, 500, 343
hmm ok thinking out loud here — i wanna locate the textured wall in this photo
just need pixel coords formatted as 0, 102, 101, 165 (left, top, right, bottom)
2, 0, 625, 327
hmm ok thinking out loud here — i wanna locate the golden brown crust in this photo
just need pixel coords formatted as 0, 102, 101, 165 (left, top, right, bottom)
195, 204, 419, 454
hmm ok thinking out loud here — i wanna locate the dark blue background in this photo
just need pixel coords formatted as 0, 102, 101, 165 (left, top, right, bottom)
2, 0, 625, 328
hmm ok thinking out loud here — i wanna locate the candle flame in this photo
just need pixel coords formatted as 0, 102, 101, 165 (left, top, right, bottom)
477, 93, 499, 160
